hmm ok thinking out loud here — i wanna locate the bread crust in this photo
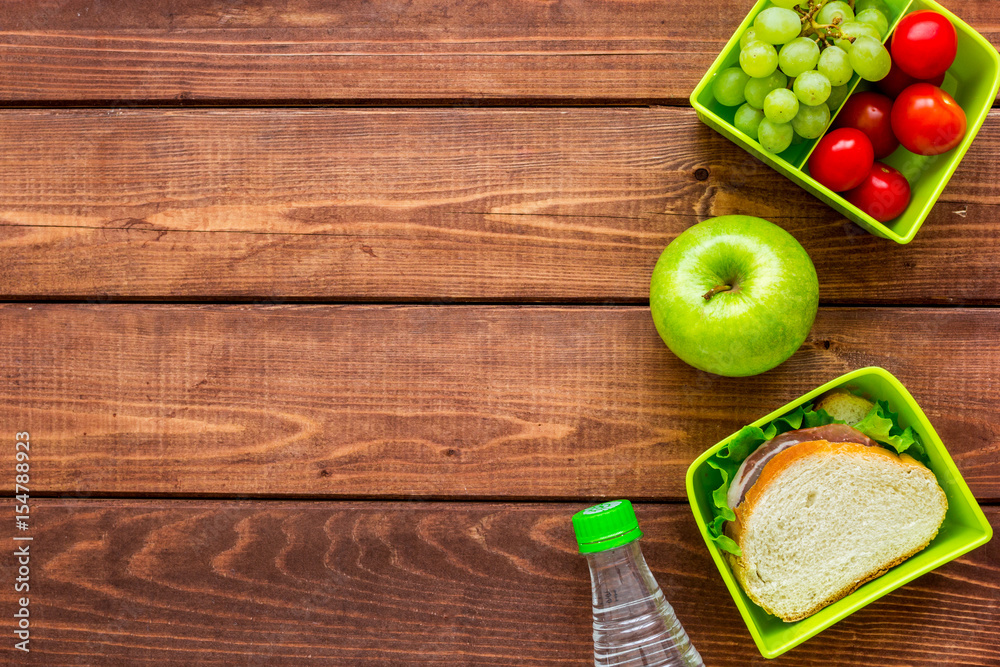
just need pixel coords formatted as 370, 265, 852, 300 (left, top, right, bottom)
725, 439, 947, 622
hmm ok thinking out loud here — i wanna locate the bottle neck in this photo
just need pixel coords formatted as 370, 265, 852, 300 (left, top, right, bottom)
584, 538, 660, 606
584, 536, 646, 569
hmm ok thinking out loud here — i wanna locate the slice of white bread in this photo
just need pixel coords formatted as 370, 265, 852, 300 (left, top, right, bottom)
726, 440, 948, 622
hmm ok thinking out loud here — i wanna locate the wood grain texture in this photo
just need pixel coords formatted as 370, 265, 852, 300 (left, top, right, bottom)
0, 0, 996, 104
2, 304, 998, 500
2, 107, 999, 304
1, 500, 996, 665
0, 0, 740, 104
5, 3, 998, 664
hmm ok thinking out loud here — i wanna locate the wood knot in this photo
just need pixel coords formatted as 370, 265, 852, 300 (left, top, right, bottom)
694, 168, 710, 181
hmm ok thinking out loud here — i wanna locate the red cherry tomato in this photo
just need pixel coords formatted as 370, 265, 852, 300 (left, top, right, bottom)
891, 11, 957, 80
808, 128, 875, 193
877, 40, 946, 98
845, 163, 911, 222
891, 83, 967, 155
834, 92, 899, 159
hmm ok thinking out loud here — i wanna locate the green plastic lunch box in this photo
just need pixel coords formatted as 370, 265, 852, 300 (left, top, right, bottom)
690, 0, 1000, 243
686, 367, 993, 658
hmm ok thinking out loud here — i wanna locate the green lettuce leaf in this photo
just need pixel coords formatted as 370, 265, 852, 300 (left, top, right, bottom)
705, 403, 837, 557
704, 397, 925, 557
853, 400, 927, 461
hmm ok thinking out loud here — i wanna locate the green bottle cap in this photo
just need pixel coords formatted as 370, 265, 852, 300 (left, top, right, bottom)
572, 499, 643, 553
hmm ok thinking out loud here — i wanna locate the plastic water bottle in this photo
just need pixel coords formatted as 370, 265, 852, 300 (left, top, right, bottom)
572, 500, 704, 667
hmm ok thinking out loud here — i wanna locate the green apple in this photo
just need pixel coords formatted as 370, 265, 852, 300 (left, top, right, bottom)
650, 215, 818, 377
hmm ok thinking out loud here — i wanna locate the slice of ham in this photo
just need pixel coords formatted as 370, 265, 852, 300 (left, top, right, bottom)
726, 424, 876, 510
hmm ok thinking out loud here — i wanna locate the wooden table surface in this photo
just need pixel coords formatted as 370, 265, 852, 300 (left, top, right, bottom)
2, 1, 999, 664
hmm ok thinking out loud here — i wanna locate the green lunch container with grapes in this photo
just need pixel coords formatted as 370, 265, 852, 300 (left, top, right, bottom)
690, 0, 1000, 244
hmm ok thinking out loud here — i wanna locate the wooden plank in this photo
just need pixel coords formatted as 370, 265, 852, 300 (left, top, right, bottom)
0, 0, 740, 104
1, 107, 999, 304
0, 1, 996, 104
2, 304, 998, 500
2, 499, 996, 665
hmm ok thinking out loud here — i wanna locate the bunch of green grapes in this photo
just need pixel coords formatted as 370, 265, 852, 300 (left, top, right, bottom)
713, 0, 892, 154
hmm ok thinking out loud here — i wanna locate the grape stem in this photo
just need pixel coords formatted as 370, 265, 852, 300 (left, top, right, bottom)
797, 0, 850, 47
798, 0, 827, 37
811, 19, 848, 43
703, 284, 734, 302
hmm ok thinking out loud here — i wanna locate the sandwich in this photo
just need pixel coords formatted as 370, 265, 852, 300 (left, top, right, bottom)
708, 390, 948, 622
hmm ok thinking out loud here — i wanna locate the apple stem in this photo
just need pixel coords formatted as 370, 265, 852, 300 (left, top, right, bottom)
702, 284, 733, 302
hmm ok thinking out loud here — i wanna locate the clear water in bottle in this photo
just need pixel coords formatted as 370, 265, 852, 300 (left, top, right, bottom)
573, 500, 704, 667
